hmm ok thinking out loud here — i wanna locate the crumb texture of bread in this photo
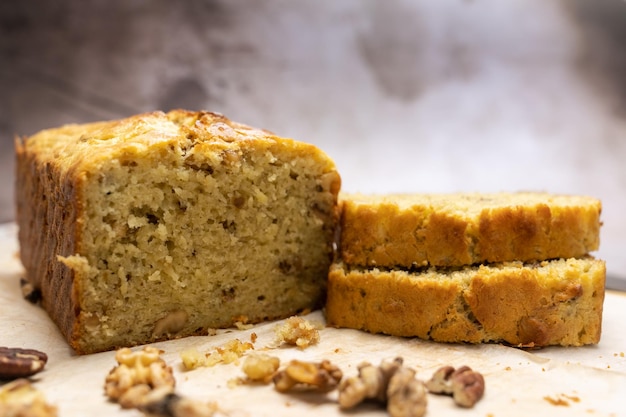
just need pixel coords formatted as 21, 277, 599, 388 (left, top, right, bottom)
339, 193, 602, 268
15, 110, 340, 354
326, 258, 605, 347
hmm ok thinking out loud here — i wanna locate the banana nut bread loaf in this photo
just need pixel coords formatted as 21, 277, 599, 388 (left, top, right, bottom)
340, 193, 602, 268
326, 257, 606, 347
15, 110, 341, 354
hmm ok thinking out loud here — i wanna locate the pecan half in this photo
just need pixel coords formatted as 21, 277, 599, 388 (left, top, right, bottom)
0, 347, 48, 380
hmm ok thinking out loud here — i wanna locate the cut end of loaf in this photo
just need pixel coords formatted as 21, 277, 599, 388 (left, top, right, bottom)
16, 110, 340, 354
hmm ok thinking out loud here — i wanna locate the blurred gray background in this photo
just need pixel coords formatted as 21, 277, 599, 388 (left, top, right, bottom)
2, 0, 626, 276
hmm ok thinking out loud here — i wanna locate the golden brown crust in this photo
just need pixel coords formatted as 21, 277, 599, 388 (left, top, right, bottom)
16, 110, 340, 354
325, 258, 605, 347
339, 193, 602, 268
15, 137, 81, 344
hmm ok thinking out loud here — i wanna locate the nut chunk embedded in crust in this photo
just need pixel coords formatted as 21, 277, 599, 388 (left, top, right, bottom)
105, 347, 176, 409
0, 378, 57, 417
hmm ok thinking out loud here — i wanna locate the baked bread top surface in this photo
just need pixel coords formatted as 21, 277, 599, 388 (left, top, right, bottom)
343, 192, 601, 215
16, 110, 341, 354
18, 110, 337, 175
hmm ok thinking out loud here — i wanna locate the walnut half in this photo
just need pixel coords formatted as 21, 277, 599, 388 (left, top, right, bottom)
242, 354, 280, 383
338, 357, 427, 417
139, 391, 222, 417
105, 347, 176, 409
425, 365, 485, 408
273, 359, 343, 393
0, 378, 57, 417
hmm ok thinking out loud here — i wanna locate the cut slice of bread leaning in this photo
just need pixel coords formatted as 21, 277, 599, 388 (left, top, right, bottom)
15, 110, 341, 354
326, 258, 605, 347
339, 192, 601, 268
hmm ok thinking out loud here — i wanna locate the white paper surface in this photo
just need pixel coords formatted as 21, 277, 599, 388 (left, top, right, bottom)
1, 222, 625, 416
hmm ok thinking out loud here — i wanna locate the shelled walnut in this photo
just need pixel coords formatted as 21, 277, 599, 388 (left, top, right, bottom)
425, 365, 485, 408
139, 391, 225, 417
0, 378, 57, 417
105, 347, 176, 409
338, 357, 427, 417
387, 366, 427, 417
242, 353, 280, 383
273, 359, 343, 393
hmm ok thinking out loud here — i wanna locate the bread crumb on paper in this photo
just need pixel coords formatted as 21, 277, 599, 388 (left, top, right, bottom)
543, 393, 581, 407
181, 339, 254, 370
274, 316, 321, 349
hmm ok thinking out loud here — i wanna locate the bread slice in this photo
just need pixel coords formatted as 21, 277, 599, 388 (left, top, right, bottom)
15, 110, 341, 354
326, 258, 605, 347
340, 193, 601, 268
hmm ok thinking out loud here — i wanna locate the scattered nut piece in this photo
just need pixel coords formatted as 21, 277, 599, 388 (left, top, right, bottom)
181, 339, 254, 370
338, 357, 427, 417
338, 357, 402, 408
425, 365, 485, 408
234, 321, 253, 331
274, 316, 320, 349
0, 378, 58, 417
20, 278, 42, 304
0, 347, 48, 380
451, 368, 485, 408
105, 347, 176, 409
424, 366, 456, 394
242, 353, 280, 383
139, 391, 225, 417
387, 366, 428, 417
180, 348, 207, 370
273, 359, 343, 393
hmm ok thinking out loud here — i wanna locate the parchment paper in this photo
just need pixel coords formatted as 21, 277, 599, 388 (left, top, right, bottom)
1, 223, 624, 416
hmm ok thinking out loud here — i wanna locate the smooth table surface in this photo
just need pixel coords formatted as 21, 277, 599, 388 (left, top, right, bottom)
1, 223, 625, 416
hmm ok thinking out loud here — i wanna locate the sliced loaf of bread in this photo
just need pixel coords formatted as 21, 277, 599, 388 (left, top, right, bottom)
340, 192, 601, 268
326, 258, 605, 347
